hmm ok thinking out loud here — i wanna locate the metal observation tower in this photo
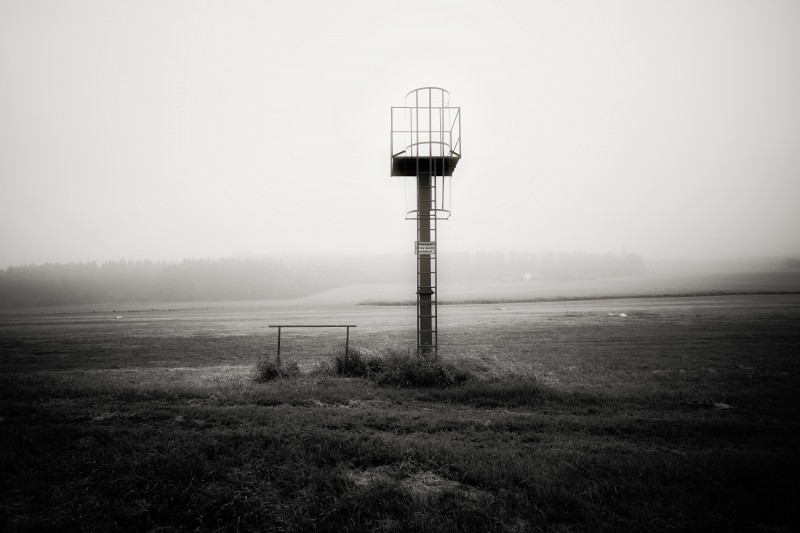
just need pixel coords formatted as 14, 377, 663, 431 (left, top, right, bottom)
391, 87, 461, 356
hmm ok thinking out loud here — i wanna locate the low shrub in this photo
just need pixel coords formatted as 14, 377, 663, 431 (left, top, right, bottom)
377, 354, 474, 388
256, 347, 475, 389
254, 358, 301, 382
335, 346, 385, 377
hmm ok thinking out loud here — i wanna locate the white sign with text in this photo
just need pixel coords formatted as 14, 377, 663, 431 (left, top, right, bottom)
415, 242, 436, 255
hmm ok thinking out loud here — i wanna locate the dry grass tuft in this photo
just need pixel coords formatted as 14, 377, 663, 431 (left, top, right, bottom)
253, 358, 301, 382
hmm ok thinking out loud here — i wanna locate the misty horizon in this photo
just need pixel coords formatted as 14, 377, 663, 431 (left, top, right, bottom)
3, 249, 799, 310
2, 248, 798, 273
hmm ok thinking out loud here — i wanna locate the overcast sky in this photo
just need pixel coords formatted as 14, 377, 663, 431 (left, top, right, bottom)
1, 0, 798, 268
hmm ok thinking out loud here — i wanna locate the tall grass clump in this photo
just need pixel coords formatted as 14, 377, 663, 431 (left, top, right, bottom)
377, 353, 474, 388
332, 346, 474, 388
334, 346, 385, 377
253, 357, 301, 382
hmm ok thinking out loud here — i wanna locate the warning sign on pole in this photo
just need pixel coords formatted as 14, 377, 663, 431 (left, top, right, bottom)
415, 241, 436, 256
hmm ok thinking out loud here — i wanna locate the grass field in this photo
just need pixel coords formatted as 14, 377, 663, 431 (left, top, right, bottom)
1, 287, 799, 531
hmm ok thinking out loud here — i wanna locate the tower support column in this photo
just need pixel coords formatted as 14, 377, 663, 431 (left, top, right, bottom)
417, 173, 434, 354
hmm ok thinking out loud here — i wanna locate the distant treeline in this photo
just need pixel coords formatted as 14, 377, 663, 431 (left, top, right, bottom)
0, 251, 646, 307
0, 256, 406, 308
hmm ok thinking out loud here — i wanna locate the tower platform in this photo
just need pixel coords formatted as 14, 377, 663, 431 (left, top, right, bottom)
391, 155, 460, 177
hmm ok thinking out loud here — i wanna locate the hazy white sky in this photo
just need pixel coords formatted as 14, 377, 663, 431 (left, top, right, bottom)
1, 0, 799, 268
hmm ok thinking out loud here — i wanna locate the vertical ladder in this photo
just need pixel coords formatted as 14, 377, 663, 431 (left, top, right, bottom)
412, 88, 442, 357
416, 172, 437, 357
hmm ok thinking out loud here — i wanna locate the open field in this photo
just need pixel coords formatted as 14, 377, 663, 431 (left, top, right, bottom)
1, 281, 799, 530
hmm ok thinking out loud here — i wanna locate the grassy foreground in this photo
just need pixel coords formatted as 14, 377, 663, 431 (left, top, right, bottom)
1, 298, 799, 531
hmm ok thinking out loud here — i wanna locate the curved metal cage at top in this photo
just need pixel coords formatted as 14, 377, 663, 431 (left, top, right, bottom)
391, 87, 461, 177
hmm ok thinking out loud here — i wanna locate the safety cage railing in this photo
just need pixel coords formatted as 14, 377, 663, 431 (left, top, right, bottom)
390, 87, 461, 166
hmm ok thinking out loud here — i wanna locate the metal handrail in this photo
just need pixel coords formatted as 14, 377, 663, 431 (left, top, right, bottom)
390, 105, 461, 161
395, 140, 456, 158
268, 325, 357, 361
405, 208, 451, 221
405, 87, 451, 106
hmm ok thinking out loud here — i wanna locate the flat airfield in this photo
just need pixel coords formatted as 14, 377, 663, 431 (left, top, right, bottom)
1, 272, 799, 531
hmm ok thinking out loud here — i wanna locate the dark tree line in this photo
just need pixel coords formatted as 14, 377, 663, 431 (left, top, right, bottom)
0, 251, 646, 308
0, 256, 402, 308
